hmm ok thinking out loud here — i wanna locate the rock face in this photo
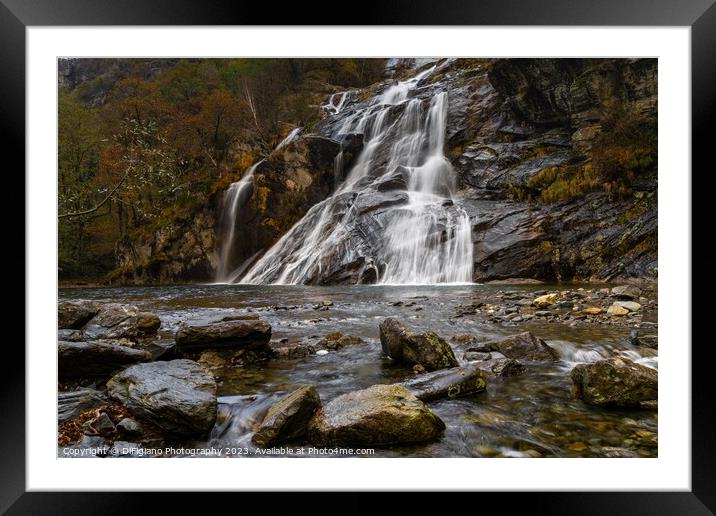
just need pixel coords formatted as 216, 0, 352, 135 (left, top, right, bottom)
307, 384, 445, 447
252, 385, 321, 447
58, 340, 151, 378
107, 359, 218, 436
570, 357, 657, 408
379, 318, 458, 371
399, 364, 488, 401
58, 301, 99, 329
82, 304, 161, 341
175, 319, 271, 353
469, 332, 559, 362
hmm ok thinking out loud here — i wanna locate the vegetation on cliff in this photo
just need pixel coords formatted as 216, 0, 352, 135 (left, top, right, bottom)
58, 58, 386, 279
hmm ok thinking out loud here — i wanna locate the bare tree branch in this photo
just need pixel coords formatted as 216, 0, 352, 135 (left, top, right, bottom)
58, 168, 131, 219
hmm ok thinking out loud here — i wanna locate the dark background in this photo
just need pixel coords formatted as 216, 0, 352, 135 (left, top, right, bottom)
3, 0, 714, 513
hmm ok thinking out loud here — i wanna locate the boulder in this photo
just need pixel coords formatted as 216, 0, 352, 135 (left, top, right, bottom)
398, 364, 488, 401
58, 340, 151, 378
379, 318, 458, 371
469, 332, 559, 362
307, 384, 444, 447
611, 285, 642, 300
473, 358, 527, 377
107, 359, 217, 436
570, 357, 657, 407
58, 301, 99, 329
606, 304, 630, 316
252, 385, 321, 447
532, 293, 557, 307
613, 301, 641, 312
83, 304, 161, 341
175, 319, 271, 353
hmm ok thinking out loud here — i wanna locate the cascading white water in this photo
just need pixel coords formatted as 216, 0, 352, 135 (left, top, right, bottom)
214, 160, 263, 282
239, 63, 474, 285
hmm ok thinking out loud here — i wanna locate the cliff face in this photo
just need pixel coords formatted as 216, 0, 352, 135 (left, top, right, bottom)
456, 58, 657, 281
110, 58, 657, 284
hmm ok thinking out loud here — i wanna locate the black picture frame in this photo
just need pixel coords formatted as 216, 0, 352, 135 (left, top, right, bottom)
5, 0, 714, 512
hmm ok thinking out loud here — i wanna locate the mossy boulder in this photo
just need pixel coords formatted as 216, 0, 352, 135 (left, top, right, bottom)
379, 318, 458, 371
252, 385, 321, 447
570, 357, 657, 408
307, 384, 445, 447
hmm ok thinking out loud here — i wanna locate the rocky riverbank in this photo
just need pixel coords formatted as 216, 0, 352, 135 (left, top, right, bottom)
57, 282, 657, 457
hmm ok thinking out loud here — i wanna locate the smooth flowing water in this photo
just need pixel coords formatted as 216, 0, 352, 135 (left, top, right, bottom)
60, 284, 658, 458
237, 64, 473, 285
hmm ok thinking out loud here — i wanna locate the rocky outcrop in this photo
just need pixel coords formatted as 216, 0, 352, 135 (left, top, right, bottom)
307, 384, 444, 446
112, 207, 218, 285
570, 357, 657, 408
175, 319, 271, 353
379, 318, 458, 371
468, 331, 559, 362
58, 340, 151, 378
107, 359, 218, 436
214, 135, 354, 277
252, 385, 321, 447
398, 364, 488, 401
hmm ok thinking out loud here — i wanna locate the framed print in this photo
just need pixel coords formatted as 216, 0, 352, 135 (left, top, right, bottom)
4, 0, 714, 512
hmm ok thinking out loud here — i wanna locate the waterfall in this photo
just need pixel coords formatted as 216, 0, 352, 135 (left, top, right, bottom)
238, 63, 474, 285
214, 160, 263, 283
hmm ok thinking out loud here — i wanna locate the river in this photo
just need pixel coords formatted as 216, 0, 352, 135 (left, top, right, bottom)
59, 283, 658, 458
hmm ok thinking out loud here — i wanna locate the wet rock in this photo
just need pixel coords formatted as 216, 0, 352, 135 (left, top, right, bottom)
269, 340, 315, 359
307, 384, 445, 447
473, 358, 526, 377
611, 285, 641, 300
613, 301, 641, 312
58, 340, 151, 378
58, 301, 99, 329
107, 359, 217, 436
570, 357, 657, 408
469, 331, 559, 362
175, 319, 271, 353
532, 293, 557, 307
399, 363, 489, 401
144, 338, 178, 361
316, 332, 364, 350
58, 329, 86, 341
379, 318, 458, 371
58, 389, 108, 423
117, 417, 143, 436
463, 351, 492, 361
252, 385, 321, 447
83, 304, 161, 341
606, 304, 630, 316
197, 348, 267, 369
